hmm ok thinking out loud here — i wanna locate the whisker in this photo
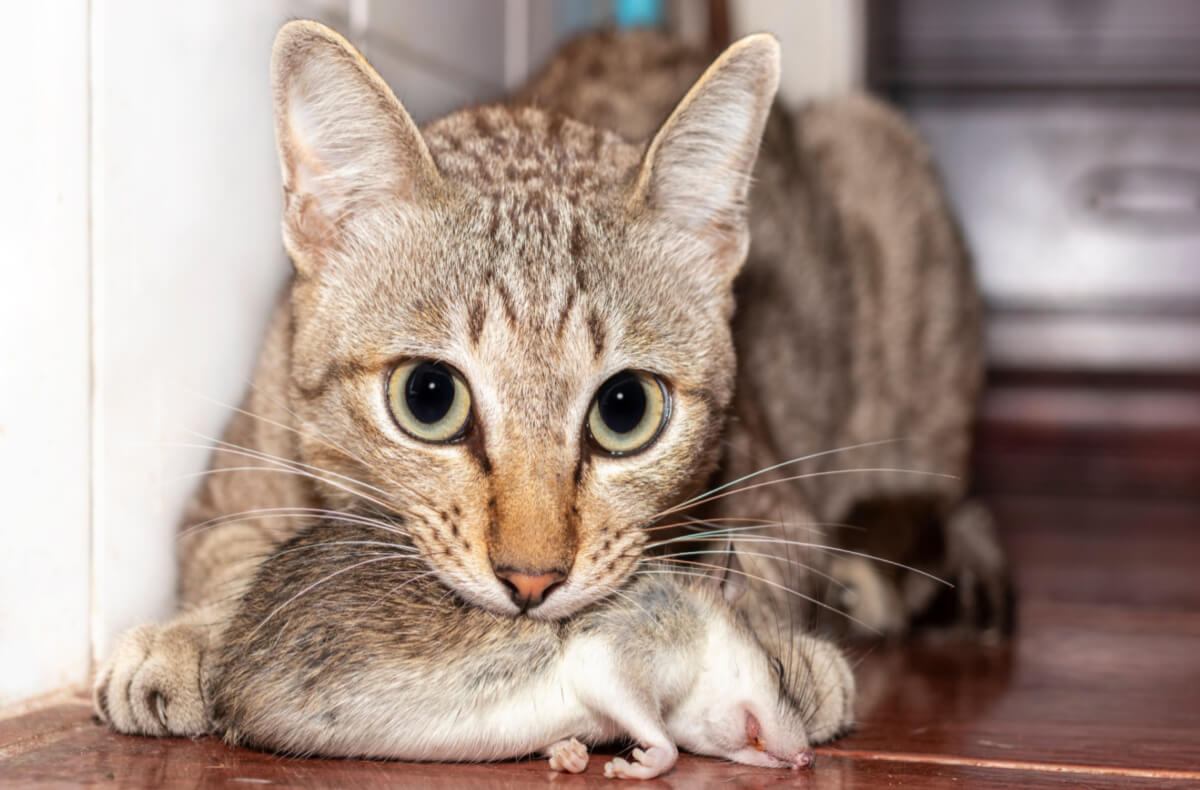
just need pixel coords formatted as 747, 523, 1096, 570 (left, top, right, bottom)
636, 557, 879, 635
642, 517, 864, 536
650, 532, 951, 587
184, 388, 377, 476
647, 548, 848, 592
180, 507, 410, 540
366, 570, 438, 611
247, 554, 413, 639
195, 393, 443, 517
655, 467, 958, 519
178, 436, 396, 501
176, 465, 398, 514
173, 437, 417, 525
267, 540, 418, 560
668, 438, 907, 512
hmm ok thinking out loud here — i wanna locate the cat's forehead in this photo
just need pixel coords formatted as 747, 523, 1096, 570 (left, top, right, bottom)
410, 105, 666, 327
423, 104, 641, 197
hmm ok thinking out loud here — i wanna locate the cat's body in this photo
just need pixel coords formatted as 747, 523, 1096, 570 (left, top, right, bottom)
94, 23, 1008, 743
208, 520, 852, 778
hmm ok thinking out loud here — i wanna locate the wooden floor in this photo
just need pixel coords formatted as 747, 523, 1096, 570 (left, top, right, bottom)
3, 495, 1199, 788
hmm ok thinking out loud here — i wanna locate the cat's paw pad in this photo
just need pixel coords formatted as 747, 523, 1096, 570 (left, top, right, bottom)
603, 744, 677, 780
547, 737, 589, 773
93, 622, 209, 736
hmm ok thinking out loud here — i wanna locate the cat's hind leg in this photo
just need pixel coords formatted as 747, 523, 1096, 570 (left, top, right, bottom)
902, 499, 1014, 637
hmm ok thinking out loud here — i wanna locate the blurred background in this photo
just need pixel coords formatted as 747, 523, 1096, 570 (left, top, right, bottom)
2, 0, 1198, 710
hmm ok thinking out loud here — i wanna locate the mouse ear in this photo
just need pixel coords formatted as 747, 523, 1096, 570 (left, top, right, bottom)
712, 536, 748, 606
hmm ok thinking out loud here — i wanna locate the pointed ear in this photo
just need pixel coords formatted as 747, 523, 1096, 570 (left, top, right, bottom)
629, 34, 780, 276
271, 20, 440, 271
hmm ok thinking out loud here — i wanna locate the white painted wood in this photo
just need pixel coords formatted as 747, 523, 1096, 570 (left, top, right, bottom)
0, 2, 92, 706
731, 0, 866, 104
89, 0, 291, 659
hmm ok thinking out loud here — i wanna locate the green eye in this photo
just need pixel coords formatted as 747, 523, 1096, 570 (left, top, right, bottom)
587, 370, 669, 456
387, 360, 472, 443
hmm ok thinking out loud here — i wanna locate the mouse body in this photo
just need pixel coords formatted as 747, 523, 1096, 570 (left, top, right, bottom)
208, 522, 854, 779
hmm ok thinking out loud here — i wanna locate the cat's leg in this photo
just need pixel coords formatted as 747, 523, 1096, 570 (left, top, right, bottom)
903, 499, 1013, 637
92, 515, 278, 736
93, 605, 216, 736
545, 737, 590, 773
791, 633, 856, 744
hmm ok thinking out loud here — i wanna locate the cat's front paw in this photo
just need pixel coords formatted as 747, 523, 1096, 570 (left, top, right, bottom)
603, 744, 677, 780
93, 620, 210, 736
546, 737, 589, 773
790, 634, 856, 745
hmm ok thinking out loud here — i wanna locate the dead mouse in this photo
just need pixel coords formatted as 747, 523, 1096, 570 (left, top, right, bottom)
207, 519, 855, 779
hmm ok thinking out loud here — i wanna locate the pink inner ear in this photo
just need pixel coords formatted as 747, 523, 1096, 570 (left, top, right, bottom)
744, 709, 761, 743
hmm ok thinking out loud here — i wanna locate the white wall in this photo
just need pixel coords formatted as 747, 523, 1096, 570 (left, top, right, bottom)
89, 0, 292, 660
0, 1, 290, 706
0, 2, 93, 707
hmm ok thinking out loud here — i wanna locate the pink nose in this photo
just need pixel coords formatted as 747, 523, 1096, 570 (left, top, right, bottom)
494, 568, 566, 610
791, 749, 815, 770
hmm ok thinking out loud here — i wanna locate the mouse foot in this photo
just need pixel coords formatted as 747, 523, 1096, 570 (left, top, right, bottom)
603, 744, 677, 780
546, 737, 590, 773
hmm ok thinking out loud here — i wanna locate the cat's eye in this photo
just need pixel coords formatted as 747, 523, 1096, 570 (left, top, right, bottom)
387, 360, 472, 443
587, 370, 669, 456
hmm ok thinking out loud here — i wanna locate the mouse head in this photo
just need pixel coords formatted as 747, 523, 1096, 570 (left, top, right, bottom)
665, 557, 816, 770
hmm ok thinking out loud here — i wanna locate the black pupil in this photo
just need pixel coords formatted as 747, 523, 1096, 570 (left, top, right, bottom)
598, 372, 647, 435
405, 362, 456, 425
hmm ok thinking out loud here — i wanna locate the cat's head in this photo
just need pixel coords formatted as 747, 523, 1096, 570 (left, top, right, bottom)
270, 21, 779, 619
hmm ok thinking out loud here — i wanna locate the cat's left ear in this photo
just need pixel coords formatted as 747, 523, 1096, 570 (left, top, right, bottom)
629, 34, 780, 279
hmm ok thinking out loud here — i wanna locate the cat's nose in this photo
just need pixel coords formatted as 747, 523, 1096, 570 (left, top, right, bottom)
494, 567, 566, 611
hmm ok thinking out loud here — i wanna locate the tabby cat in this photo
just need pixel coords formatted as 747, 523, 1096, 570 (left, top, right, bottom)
93, 21, 1008, 740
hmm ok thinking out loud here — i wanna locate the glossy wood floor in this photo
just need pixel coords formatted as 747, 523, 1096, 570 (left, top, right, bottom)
3, 495, 1199, 788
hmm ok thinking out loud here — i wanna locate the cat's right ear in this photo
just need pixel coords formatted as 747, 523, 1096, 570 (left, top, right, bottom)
271, 21, 440, 273
629, 34, 780, 282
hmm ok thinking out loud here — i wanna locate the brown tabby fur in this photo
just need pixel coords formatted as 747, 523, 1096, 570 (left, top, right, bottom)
93, 22, 1007, 741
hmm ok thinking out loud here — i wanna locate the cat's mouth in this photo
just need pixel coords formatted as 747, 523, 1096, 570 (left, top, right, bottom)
508, 577, 593, 621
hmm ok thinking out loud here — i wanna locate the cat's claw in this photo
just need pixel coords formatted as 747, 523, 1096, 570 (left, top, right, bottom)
547, 737, 589, 773
93, 621, 209, 736
603, 744, 677, 780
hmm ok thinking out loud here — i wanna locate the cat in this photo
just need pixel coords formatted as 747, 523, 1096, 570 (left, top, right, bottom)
93, 21, 1008, 739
